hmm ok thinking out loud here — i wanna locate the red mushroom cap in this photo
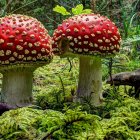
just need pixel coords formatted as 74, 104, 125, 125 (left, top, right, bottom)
0, 14, 53, 65
52, 13, 121, 56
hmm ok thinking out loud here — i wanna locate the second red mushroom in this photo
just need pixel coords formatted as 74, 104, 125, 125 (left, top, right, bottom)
52, 14, 121, 106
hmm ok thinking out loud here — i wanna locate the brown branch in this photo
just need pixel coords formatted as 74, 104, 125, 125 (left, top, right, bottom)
90, 0, 96, 12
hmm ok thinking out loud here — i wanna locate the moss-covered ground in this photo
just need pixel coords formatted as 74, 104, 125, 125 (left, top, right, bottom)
0, 56, 140, 140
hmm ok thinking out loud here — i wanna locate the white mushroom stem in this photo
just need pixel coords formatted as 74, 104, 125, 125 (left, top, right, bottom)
76, 56, 103, 106
1, 68, 35, 107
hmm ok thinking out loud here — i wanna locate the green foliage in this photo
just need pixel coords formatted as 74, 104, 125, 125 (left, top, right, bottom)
0, 57, 140, 139
53, 5, 71, 16
72, 4, 92, 15
76, 86, 140, 140
53, 4, 92, 16
38, 107, 100, 140
35, 88, 73, 111
0, 107, 100, 140
72, 4, 84, 15
101, 97, 140, 140
33, 57, 78, 110
0, 107, 44, 140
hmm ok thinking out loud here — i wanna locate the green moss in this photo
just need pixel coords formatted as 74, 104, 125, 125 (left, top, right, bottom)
0, 107, 43, 140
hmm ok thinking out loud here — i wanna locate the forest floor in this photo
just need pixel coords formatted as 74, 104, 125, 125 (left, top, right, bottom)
0, 56, 140, 140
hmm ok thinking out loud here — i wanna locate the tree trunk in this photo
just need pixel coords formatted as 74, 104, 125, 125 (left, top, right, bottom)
90, 0, 96, 12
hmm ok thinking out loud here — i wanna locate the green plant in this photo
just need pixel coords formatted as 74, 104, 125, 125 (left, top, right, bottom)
38, 107, 100, 140
53, 4, 92, 16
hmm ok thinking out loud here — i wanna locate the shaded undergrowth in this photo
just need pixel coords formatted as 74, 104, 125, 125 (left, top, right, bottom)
0, 57, 140, 140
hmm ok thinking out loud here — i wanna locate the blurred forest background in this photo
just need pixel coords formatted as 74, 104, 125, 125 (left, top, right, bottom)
1, 0, 140, 37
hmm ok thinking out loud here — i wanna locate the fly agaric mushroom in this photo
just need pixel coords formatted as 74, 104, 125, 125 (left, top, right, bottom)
52, 14, 121, 106
0, 14, 53, 107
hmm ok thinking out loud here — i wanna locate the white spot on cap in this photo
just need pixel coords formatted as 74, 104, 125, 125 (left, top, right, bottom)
34, 29, 38, 32
66, 23, 69, 26
67, 36, 73, 40
23, 57, 27, 61
98, 39, 103, 43
15, 30, 20, 34
99, 46, 103, 50
28, 43, 33, 48
6, 50, 11, 55
111, 46, 114, 50
7, 43, 13, 46
103, 29, 106, 33
58, 30, 62, 33
103, 47, 106, 50
5, 60, 9, 64
94, 43, 98, 47
78, 48, 82, 52
84, 35, 89, 38
0, 50, 4, 56
32, 57, 36, 61
89, 42, 93, 47
74, 38, 78, 43
25, 49, 30, 54
82, 27, 85, 31
53, 48, 59, 52
84, 49, 88, 52
0, 39, 4, 44
78, 42, 82, 45
89, 51, 93, 54
74, 28, 79, 32
107, 47, 109, 50
16, 45, 23, 50
84, 41, 88, 44
9, 35, 15, 39
22, 31, 27, 36
41, 39, 45, 42
34, 42, 40, 47
91, 34, 95, 37
114, 35, 118, 40
41, 48, 45, 53
106, 24, 110, 27
116, 44, 120, 49
96, 31, 101, 34
9, 57, 15, 61
13, 52, 18, 57
31, 50, 37, 54
55, 36, 60, 41
113, 50, 117, 53
105, 39, 110, 43
78, 36, 81, 39
6, 29, 10, 34
19, 39, 24, 42
30, 34, 35, 39
107, 30, 112, 34
70, 42, 74, 46
111, 38, 115, 41
66, 29, 71, 32
27, 56, 32, 60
